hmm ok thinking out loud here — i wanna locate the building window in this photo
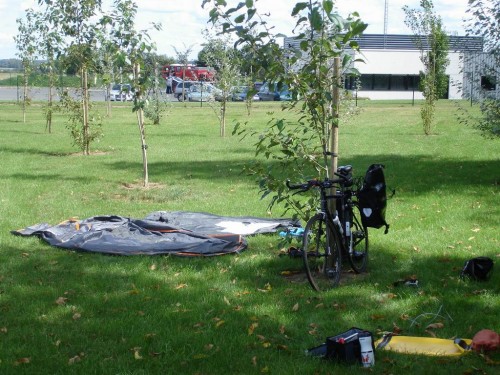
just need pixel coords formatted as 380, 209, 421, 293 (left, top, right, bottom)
481, 75, 496, 91
357, 74, 421, 91
373, 75, 389, 90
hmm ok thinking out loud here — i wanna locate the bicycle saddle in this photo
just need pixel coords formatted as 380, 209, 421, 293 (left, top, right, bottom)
337, 165, 353, 175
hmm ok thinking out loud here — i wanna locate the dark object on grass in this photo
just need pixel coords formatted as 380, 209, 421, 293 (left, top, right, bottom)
460, 257, 494, 281
12, 211, 299, 257
307, 327, 374, 364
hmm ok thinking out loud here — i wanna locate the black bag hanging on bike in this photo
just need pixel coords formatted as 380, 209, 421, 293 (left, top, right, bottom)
358, 164, 389, 233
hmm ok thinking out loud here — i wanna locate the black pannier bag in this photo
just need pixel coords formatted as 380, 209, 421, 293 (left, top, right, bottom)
460, 257, 494, 281
357, 164, 390, 234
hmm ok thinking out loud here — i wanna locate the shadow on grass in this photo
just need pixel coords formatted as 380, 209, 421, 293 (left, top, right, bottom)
1, 236, 498, 374
105, 153, 499, 193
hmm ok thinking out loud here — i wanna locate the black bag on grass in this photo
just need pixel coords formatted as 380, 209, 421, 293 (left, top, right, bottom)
357, 164, 389, 233
460, 257, 494, 281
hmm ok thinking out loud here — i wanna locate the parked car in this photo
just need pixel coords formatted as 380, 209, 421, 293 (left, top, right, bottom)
231, 86, 260, 101
257, 82, 280, 101
174, 81, 196, 101
258, 82, 292, 101
109, 83, 133, 101
187, 83, 215, 102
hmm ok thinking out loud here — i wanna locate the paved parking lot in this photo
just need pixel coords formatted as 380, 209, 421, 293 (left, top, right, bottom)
0, 87, 174, 102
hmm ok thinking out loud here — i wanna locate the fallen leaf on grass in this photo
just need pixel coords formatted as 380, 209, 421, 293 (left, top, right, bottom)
68, 354, 83, 365
248, 322, 259, 336
426, 323, 444, 329
72, 313, 81, 320
133, 348, 142, 360
223, 296, 231, 306
193, 354, 209, 359
174, 283, 188, 290
14, 357, 31, 365
1, 327, 7, 333
55, 297, 68, 305
292, 303, 299, 312
371, 314, 386, 321
252, 356, 258, 366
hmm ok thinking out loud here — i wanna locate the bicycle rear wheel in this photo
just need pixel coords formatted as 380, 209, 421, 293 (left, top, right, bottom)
302, 214, 342, 291
346, 206, 369, 273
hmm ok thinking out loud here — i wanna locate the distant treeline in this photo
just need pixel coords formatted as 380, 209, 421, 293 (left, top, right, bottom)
0, 59, 48, 70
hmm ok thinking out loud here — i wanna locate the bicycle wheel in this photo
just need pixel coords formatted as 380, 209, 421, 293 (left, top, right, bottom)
302, 214, 342, 291
346, 206, 369, 273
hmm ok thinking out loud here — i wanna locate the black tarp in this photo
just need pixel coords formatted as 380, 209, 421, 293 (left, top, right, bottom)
12, 211, 299, 257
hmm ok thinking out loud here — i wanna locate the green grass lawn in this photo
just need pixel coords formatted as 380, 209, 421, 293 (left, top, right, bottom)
0, 99, 498, 374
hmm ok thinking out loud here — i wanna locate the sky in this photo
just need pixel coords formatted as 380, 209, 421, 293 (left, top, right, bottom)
0, 0, 471, 60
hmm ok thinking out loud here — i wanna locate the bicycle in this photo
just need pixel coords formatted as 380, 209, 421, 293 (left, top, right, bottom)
287, 165, 368, 291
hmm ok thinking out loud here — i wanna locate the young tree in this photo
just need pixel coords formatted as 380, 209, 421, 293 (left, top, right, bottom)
201, 31, 241, 137
403, 0, 449, 135
35, 8, 62, 133
203, 0, 366, 220
173, 44, 195, 103
14, 9, 38, 123
37, 0, 107, 155
110, 0, 161, 187
143, 53, 170, 125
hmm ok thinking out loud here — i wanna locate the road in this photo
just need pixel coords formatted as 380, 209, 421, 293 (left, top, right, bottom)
0, 87, 174, 102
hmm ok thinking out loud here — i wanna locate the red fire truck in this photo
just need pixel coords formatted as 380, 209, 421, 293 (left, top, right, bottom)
161, 64, 215, 82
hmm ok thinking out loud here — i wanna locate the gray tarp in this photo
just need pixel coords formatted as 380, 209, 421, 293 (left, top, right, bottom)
12, 211, 299, 257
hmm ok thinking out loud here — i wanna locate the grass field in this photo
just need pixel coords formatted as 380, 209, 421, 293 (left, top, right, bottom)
0, 99, 498, 374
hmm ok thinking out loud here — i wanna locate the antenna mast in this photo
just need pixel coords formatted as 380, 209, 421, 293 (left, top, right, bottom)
384, 0, 388, 48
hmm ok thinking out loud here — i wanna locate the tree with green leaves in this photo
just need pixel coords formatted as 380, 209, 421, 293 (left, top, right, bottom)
35, 7, 62, 133
459, 0, 499, 138
37, 0, 107, 155
203, 0, 366, 220
403, 0, 449, 135
14, 9, 38, 123
110, 0, 161, 187
173, 44, 195, 103
201, 31, 242, 136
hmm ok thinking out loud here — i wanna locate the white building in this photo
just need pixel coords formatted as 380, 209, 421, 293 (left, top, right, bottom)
285, 34, 497, 100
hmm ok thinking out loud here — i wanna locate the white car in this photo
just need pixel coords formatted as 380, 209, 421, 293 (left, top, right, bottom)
109, 83, 133, 101
174, 81, 197, 101
187, 83, 215, 102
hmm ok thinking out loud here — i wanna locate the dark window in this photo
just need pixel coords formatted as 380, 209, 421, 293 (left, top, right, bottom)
357, 74, 421, 91
373, 75, 389, 90
481, 76, 496, 91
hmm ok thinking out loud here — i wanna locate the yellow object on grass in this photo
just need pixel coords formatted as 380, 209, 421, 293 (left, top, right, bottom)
375, 335, 472, 356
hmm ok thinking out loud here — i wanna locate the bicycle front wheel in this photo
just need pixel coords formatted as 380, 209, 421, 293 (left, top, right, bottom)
347, 206, 369, 273
302, 214, 342, 291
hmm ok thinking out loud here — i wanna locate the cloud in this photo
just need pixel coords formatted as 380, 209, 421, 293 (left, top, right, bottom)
0, 0, 470, 59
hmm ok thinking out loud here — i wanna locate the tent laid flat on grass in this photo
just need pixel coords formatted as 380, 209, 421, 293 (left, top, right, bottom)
12, 211, 299, 257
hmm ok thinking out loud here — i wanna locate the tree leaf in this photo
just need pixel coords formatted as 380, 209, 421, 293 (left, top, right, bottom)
291, 2, 308, 17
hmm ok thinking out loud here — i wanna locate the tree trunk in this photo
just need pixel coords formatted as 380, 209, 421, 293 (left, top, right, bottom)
220, 102, 226, 137
328, 57, 341, 213
22, 72, 28, 124
106, 82, 112, 117
82, 67, 90, 155
134, 63, 149, 187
